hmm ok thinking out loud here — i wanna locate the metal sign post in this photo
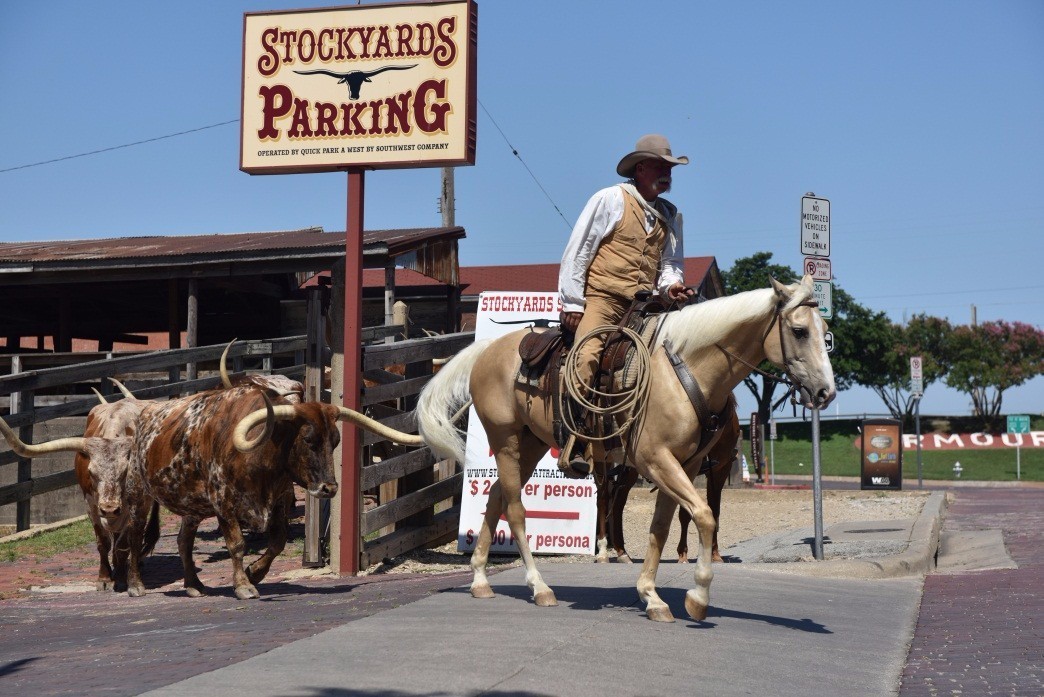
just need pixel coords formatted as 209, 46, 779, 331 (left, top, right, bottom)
801, 192, 831, 561
811, 408, 824, 560
911, 356, 923, 488
1007, 414, 1030, 480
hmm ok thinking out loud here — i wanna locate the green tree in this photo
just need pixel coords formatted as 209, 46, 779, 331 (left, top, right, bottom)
944, 320, 1044, 429
849, 314, 951, 425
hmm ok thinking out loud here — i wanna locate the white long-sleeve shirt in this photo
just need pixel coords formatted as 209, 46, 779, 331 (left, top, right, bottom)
558, 184, 685, 313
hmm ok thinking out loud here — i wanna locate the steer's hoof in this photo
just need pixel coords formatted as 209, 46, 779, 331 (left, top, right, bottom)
646, 605, 675, 623
234, 584, 260, 600
185, 583, 207, 598
533, 590, 558, 607
684, 591, 708, 621
471, 583, 495, 599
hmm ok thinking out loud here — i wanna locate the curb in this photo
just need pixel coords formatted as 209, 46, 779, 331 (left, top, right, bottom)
741, 490, 948, 579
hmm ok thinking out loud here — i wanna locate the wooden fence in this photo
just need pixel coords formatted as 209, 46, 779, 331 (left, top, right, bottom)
0, 328, 475, 572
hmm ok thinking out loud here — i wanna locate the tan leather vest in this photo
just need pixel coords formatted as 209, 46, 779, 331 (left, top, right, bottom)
585, 188, 670, 301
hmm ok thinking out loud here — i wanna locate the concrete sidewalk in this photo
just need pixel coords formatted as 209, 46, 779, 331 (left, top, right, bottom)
141, 564, 924, 697
137, 493, 949, 697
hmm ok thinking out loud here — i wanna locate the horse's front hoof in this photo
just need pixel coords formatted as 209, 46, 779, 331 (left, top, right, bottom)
97, 578, 114, 592
471, 584, 495, 599
711, 552, 724, 563
646, 605, 675, 623
126, 583, 146, 598
594, 555, 610, 564
684, 590, 708, 621
533, 590, 558, 607
234, 584, 260, 600
677, 554, 689, 564
615, 553, 633, 564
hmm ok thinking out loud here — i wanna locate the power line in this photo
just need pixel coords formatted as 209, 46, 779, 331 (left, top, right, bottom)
0, 120, 239, 174
478, 100, 572, 231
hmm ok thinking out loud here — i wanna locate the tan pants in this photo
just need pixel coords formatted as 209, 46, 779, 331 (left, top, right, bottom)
571, 292, 631, 392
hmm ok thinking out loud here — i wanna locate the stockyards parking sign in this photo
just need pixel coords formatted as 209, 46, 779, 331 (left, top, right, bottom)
241, 0, 477, 174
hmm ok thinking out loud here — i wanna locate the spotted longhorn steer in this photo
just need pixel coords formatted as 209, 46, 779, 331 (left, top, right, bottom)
123, 384, 346, 600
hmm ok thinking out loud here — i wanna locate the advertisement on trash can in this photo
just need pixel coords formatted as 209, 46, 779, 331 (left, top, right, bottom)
860, 419, 903, 490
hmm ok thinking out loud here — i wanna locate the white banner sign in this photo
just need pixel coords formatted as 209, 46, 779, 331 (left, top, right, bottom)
458, 291, 598, 555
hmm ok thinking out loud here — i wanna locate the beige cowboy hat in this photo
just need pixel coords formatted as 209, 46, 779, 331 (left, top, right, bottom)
616, 134, 689, 178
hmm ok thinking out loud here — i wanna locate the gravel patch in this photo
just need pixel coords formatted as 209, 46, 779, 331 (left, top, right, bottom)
362, 485, 930, 575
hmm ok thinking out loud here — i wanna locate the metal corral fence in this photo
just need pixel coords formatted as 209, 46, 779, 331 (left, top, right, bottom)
0, 329, 474, 572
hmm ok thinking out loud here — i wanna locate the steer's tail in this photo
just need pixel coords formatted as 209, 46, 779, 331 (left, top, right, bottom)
416, 339, 492, 463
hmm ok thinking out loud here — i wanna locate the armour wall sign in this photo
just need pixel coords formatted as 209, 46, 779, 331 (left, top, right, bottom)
241, 0, 477, 174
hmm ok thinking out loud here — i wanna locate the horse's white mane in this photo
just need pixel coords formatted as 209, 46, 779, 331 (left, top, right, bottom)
658, 280, 813, 356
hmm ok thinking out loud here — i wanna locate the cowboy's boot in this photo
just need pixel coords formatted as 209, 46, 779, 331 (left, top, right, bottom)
557, 434, 593, 478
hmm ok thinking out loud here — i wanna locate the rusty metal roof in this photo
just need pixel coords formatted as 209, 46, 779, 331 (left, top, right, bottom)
0, 227, 464, 264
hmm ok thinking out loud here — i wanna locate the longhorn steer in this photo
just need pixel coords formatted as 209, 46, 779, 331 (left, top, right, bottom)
76, 385, 161, 591
124, 385, 343, 600
0, 382, 159, 593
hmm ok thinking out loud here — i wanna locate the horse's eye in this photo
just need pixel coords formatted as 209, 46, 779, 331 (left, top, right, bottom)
791, 326, 809, 340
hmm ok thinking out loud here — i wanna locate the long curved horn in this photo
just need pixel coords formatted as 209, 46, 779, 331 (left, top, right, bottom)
0, 416, 87, 457
109, 378, 136, 400
233, 392, 295, 452
335, 407, 424, 446
220, 338, 238, 388
91, 388, 108, 405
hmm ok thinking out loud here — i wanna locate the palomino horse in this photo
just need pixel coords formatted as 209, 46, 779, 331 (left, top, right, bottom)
414, 275, 834, 622
597, 405, 740, 564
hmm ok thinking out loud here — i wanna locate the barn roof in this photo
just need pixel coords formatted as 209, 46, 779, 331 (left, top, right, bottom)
358, 257, 724, 299
0, 227, 464, 285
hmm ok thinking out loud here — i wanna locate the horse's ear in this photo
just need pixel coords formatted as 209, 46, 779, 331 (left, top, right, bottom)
769, 276, 789, 297
800, 273, 815, 289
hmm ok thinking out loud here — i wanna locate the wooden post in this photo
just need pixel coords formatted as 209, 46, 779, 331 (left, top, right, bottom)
384, 263, 396, 344
303, 286, 327, 567
11, 356, 32, 531
186, 279, 198, 381
339, 170, 365, 575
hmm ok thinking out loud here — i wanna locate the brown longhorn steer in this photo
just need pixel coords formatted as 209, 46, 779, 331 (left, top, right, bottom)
0, 381, 159, 593
123, 383, 404, 600
76, 384, 161, 591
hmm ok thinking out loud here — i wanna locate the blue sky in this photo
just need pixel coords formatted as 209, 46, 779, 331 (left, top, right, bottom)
1, 1, 1041, 419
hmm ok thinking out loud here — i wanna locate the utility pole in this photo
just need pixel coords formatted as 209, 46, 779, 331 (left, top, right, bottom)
440, 167, 455, 227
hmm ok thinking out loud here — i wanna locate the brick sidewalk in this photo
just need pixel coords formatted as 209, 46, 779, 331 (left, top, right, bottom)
0, 496, 475, 696
899, 487, 1043, 695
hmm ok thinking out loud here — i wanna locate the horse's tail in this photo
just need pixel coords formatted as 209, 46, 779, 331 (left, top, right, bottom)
416, 338, 493, 463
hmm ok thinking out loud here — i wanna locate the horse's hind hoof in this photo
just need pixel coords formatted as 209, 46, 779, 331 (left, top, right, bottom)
646, 606, 675, 623
615, 553, 633, 564
534, 590, 558, 607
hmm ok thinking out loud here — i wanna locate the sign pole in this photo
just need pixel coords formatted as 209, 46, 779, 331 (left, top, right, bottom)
811, 408, 824, 560
915, 395, 923, 489
339, 169, 366, 575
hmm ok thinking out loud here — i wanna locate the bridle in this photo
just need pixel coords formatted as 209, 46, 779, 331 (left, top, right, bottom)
713, 298, 820, 409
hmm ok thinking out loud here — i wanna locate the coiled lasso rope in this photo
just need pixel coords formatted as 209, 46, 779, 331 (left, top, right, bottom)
560, 325, 653, 443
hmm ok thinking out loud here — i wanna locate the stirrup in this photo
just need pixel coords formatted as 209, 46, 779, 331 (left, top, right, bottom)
557, 434, 592, 479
